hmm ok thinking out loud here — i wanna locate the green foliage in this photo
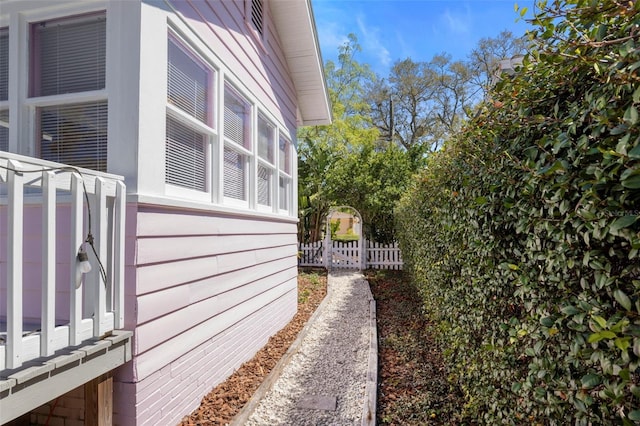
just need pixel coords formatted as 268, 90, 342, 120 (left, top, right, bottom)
330, 218, 341, 239
298, 35, 412, 243
326, 140, 413, 242
396, 0, 640, 423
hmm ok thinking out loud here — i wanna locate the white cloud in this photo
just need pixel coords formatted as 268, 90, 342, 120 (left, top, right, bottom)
355, 14, 391, 69
440, 6, 472, 35
317, 20, 350, 60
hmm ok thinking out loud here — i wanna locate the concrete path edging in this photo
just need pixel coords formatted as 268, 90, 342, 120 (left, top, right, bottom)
362, 294, 378, 426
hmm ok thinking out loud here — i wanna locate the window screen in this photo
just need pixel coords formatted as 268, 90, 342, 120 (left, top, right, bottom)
165, 116, 207, 191
258, 164, 272, 206
279, 137, 290, 174
224, 88, 250, 149
223, 147, 246, 200
31, 15, 106, 97
279, 175, 290, 211
0, 28, 8, 102
0, 109, 8, 151
168, 38, 210, 124
39, 102, 108, 171
258, 115, 274, 163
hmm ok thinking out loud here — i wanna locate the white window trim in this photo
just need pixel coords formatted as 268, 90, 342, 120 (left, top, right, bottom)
256, 112, 276, 212
25, 11, 108, 170
221, 83, 253, 208
161, 17, 295, 217
164, 31, 218, 200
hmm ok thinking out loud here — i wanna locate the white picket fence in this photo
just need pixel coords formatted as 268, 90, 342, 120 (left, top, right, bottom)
298, 239, 403, 270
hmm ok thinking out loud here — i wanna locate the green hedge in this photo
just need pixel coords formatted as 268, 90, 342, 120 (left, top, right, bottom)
396, 1, 640, 423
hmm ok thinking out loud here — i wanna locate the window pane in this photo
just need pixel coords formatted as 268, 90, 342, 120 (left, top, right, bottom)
0, 109, 8, 151
279, 137, 290, 174
258, 164, 272, 206
279, 175, 290, 211
32, 15, 106, 97
168, 38, 210, 124
224, 147, 246, 200
39, 102, 108, 171
258, 115, 274, 163
166, 116, 207, 191
224, 87, 250, 149
0, 28, 8, 101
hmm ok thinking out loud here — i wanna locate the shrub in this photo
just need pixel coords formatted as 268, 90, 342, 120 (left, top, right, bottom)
396, 1, 640, 423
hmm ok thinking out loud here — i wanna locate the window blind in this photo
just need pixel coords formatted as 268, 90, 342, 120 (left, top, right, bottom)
279, 175, 290, 210
279, 137, 290, 174
258, 164, 272, 206
0, 28, 8, 101
224, 89, 250, 149
39, 102, 107, 171
0, 109, 8, 151
258, 115, 274, 163
223, 147, 246, 200
168, 39, 209, 124
32, 15, 106, 97
165, 116, 207, 191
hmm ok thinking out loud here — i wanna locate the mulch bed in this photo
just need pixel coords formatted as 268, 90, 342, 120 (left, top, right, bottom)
180, 268, 463, 426
366, 269, 466, 425
180, 268, 327, 426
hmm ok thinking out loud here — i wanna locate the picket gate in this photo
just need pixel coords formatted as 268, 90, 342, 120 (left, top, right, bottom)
298, 239, 402, 270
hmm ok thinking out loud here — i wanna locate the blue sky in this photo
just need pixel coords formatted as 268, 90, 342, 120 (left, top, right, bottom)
312, 0, 537, 76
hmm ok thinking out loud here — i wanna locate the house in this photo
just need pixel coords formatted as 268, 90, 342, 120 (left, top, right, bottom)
0, 0, 331, 424
329, 211, 360, 239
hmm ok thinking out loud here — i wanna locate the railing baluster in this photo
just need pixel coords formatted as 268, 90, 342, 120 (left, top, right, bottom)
92, 177, 108, 337
114, 181, 126, 329
1, 152, 127, 367
41, 171, 56, 356
70, 173, 83, 346
7, 159, 24, 369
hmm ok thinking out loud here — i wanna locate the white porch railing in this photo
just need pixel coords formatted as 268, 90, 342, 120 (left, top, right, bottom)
0, 152, 126, 370
298, 239, 403, 270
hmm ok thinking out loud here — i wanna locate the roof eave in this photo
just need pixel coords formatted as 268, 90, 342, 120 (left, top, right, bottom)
270, 0, 332, 126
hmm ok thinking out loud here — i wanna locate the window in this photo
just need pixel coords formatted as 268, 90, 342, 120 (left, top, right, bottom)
0, 27, 8, 151
40, 102, 107, 170
223, 85, 251, 202
278, 136, 292, 212
30, 14, 107, 171
166, 36, 214, 192
257, 114, 275, 207
166, 116, 207, 191
160, 30, 295, 216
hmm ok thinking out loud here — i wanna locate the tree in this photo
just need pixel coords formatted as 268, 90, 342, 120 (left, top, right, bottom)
468, 30, 528, 98
327, 140, 412, 243
297, 34, 378, 242
367, 31, 527, 159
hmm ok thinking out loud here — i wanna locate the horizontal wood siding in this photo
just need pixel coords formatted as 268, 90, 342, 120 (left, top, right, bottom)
114, 288, 295, 425
116, 204, 298, 425
168, 0, 297, 131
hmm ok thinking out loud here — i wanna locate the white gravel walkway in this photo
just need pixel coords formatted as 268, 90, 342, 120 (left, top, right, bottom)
232, 270, 375, 426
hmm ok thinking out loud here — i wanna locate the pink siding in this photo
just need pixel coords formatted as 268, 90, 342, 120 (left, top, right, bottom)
0, 204, 79, 321
168, 0, 298, 132
114, 204, 298, 425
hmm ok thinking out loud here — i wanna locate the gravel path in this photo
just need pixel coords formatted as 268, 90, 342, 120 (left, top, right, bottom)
238, 270, 373, 426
